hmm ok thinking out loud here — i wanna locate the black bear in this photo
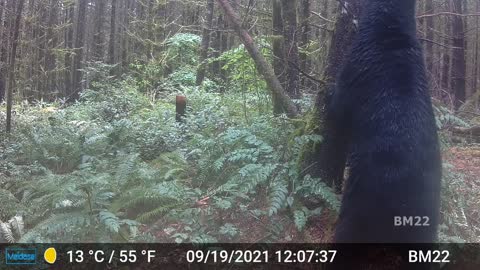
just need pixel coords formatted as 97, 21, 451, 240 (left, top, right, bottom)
328, 0, 442, 243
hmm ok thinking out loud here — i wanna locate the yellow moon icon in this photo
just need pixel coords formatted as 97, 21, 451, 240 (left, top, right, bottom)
44, 247, 57, 264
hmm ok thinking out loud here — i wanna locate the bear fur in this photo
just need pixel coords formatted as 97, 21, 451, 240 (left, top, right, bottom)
329, 0, 442, 243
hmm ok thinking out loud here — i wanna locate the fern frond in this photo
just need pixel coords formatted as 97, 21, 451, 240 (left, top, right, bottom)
136, 203, 180, 223
268, 180, 288, 216
0, 222, 14, 243
8, 216, 24, 237
99, 211, 120, 233
293, 209, 307, 231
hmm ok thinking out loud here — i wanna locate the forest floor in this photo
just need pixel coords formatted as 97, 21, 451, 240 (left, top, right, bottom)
443, 144, 480, 240
232, 144, 480, 243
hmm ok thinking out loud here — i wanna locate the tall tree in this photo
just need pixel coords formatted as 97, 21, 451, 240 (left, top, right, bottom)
64, 0, 74, 97
196, 0, 215, 86
441, 53, 451, 97
272, 0, 285, 114
451, 0, 466, 110
425, 0, 434, 75
473, 0, 479, 93
45, 0, 59, 100
211, 14, 223, 77
6, 0, 26, 133
146, 0, 154, 60
0, 0, 7, 101
93, 0, 107, 61
281, 0, 300, 99
108, 0, 117, 65
227, 0, 238, 50
121, 0, 132, 70
300, 0, 310, 74
71, 0, 87, 101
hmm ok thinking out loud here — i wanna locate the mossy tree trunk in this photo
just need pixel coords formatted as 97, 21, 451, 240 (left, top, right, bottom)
6, 0, 26, 133
281, 0, 300, 99
301, 0, 363, 193
272, 0, 285, 114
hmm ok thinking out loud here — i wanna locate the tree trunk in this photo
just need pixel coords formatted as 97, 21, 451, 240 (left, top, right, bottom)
146, 0, 154, 60
121, 0, 132, 70
281, 0, 300, 99
0, 0, 7, 101
36, 4, 46, 98
441, 53, 451, 101
64, 1, 74, 98
108, 0, 117, 65
227, 0, 238, 49
6, 0, 26, 133
70, 0, 87, 101
211, 14, 223, 77
320, 0, 330, 41
45, 0, 58, 101
300, 0, 310, 76
301, 0, 363, 193
473, 0, 479, 94
93, 0, 106, 61
451, 0, 466, 110
196, 0, 215, 86
272, 0, 285, 114
216, 0, 298, 117
425, 0, 434, 76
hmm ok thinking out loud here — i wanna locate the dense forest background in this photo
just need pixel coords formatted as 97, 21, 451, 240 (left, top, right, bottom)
0, 0, 479, 243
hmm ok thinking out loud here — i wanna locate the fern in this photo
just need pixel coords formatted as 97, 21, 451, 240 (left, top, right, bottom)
115, 153, 139, 183
0, 216, 22, 243
434, 105, 469, 129
19, 212, 88, 243
298, 175, 340, 213
293, 209, 308, 231
0, 189, 24, 220
0, 222, 14, 243
268, 180, 288, 216
99, 211, 120, 233
136, 203, 181, 223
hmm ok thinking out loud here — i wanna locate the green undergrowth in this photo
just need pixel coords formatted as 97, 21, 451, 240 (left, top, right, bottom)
0, 34, 337, 243
0, 33, 475, 243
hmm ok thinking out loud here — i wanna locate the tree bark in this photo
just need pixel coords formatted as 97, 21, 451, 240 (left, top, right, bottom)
281, 0, 300, 99
441, 53, 451, 99
216, 0, 298, 117
227, 0, 238, 49
451, 0, 466, 110
121, 0, 132, 70
64, 1, 74, 98
45, 0, 58, 101
93, 0, 106, 61
0, 0, 7, 101
108, 0, 117, 65
146, 0, 154, 60
473, 0, 479, 94
70, 0, 87, 102
6, 0, 26, 133
211, 14, 223, 77
425, 0, 434, 75
300, 0, 310, 76
272, 0, 285, 114
196, 0, 215, 86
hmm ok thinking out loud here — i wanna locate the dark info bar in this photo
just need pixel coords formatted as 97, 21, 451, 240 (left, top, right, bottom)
0, 243, 478, 270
